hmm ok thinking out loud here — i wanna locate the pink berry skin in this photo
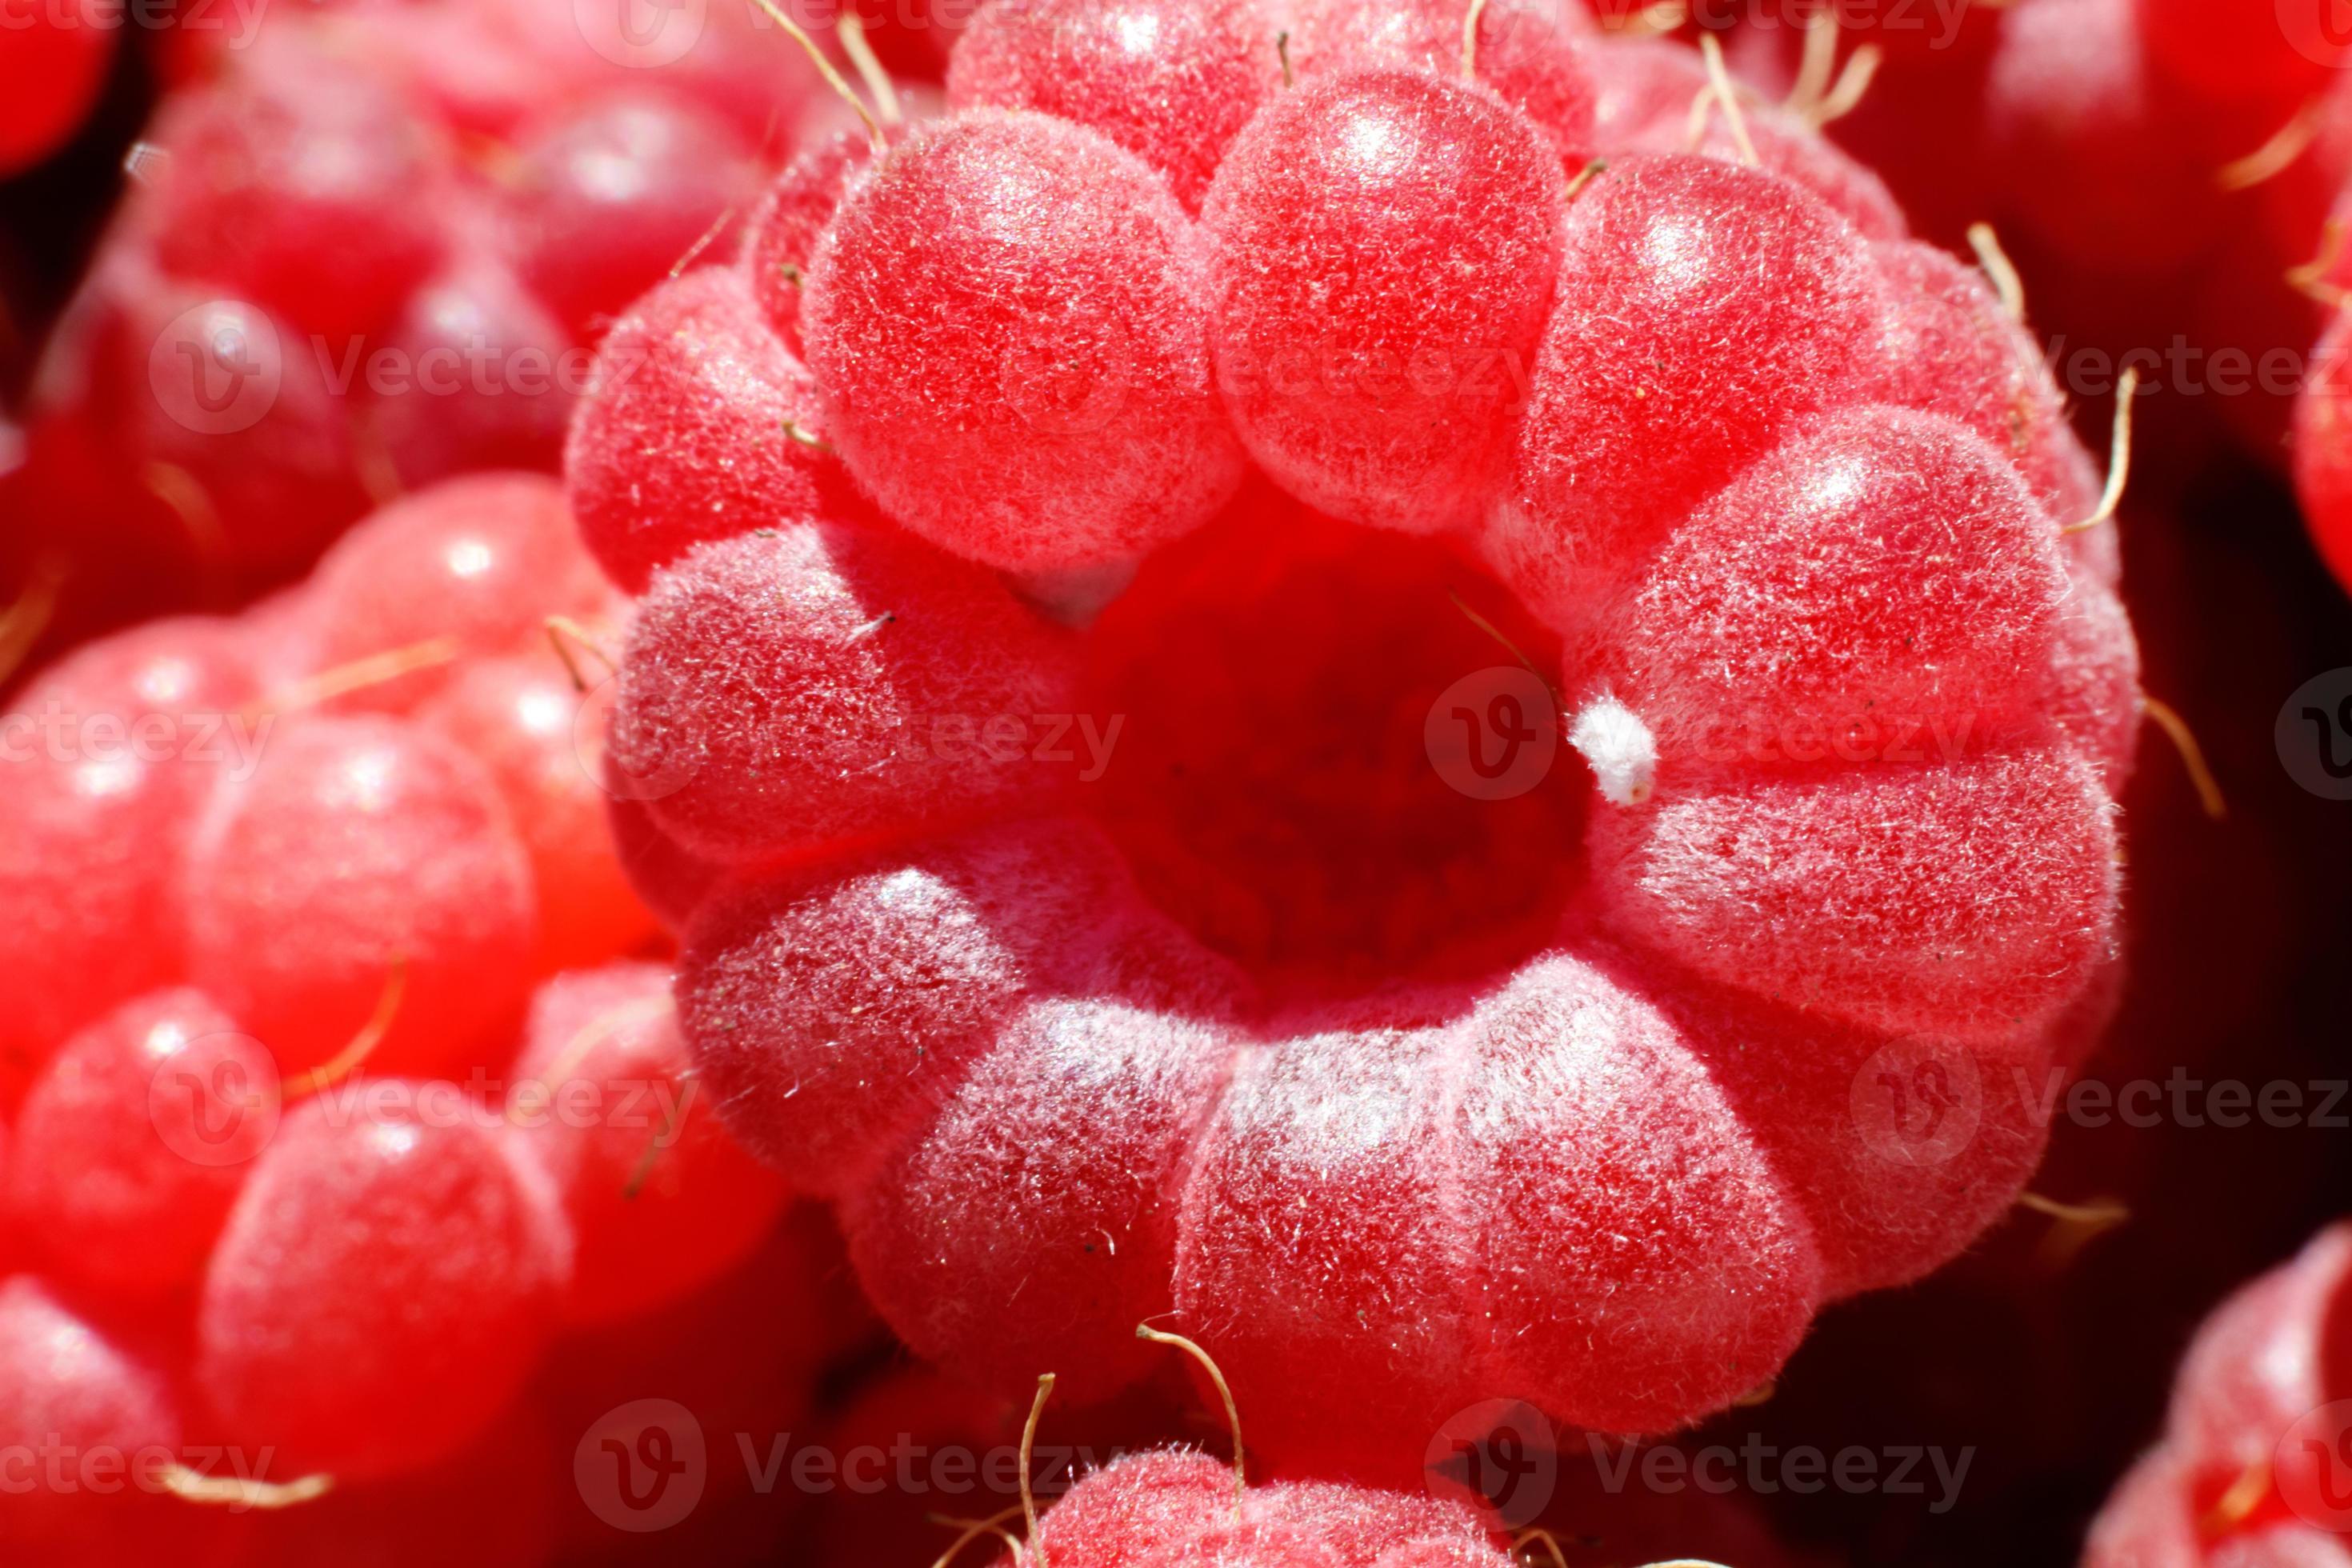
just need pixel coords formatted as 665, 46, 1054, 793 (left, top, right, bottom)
142, 52, 454, 343
180, 715, 538, 1079
305, 472, 615, 714
743, 132, 877, 358
803, 110, 1246, 571
1587, 750, 2119, 1043
504, 962, 789, 1326
1601, 406, 2073, 762
609, 522, 1078, 865
10, 989, 274, 1297
1294, 0, 1600, 166
0, 616, 262, 1106
500, 89, 765, 342
1492, 154, 1882, 626
565, 266, 859, 594
418, 654, 660, 974
196, 1094, 570, 1482
1202, 69, 1566, 534
946, 0, 1286, 211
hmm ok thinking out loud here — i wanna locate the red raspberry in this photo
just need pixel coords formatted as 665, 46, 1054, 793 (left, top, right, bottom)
2084, 1224, 2352, 1565
2294, 309, 2352, 591
586, 22, 2134, 1473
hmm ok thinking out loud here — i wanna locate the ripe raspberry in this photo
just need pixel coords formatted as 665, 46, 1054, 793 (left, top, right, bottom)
2084, 1224, 2352, 1566
602, 26, 2135, 1469
566, 266, 857, 594
10, 989, 273, 1295
505, 962, 789, 1324
802, 110, 1246, 570
196, 1094, 570, 1480
1202, 70, 1569, 532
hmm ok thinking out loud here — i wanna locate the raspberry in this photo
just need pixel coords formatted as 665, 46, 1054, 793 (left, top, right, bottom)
0, 0, 114, 175
566, 266, 857, 594
500, 90, 766, 343
302, 473, 615, 714
609, 522, 1078, 863
9, 989, 272, 1295
1202, 70, 1568, 533
0, 615, 262, 1103
612, 30, 2134, 1468
946, 0, 1286, 210
505, 962, 789, 1323
2084, 1224, 2352, 1565
802, 110, 1247, 570
181, 715, 538, 1078
1490, 154, 1883, 625
195, 1094, 570, 1480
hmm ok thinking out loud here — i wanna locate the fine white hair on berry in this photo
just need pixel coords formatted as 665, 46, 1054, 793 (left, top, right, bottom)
1570, 694, 1657, 806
